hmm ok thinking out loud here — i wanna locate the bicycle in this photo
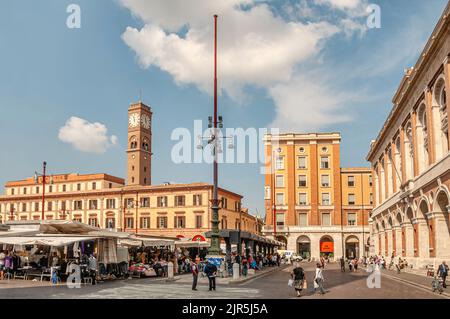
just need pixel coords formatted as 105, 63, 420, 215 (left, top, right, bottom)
431, 276, 444, 294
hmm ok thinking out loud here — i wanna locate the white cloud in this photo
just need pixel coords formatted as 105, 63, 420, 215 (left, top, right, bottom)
269, 73, 354, 132
58, 117, 118, 154
119, 0, 371, 129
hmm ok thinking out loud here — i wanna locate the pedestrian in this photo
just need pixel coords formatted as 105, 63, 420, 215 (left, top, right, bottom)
290, 263, 306, 297
437, 261, 449, 288
340, 256, 345, 272
204, 261, 218, 291
242, 256, 248, 277
191, 259, 199, 291
276, 253, 281, 267
313, 263, 326, 295
88, 253, 97, 285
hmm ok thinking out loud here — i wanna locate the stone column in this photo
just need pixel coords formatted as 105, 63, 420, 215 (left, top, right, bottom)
411, 111, 419, 177
432, 210, 450, 259
443, 56, 450, 151
424, 87, 436, 164
403, 223, 415, 259
386, 229, 393, 257
399, 127, 407, 184
415, 218, 430, 260
394, 226, 402, 257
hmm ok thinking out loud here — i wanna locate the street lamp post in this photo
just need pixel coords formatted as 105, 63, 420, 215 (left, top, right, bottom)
34, 161, 51, 220
196, 15, 233, 257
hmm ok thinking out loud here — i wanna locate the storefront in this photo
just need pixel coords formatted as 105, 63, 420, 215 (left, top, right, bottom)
319, 236, 334, 258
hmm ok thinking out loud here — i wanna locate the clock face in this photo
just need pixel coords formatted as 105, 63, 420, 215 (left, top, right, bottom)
129, 113, 140, 128
141, 114, 151, 129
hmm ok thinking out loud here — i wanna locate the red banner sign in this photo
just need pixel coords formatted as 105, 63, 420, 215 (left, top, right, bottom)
320, 242, 334, 253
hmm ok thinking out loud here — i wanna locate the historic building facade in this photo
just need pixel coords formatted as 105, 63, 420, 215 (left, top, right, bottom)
0, 102, 263, 240
263, 133, 373, 260
367, 3, 450, 269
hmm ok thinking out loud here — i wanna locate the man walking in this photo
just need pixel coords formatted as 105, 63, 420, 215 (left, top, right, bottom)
340, 256, 345, 272
191, 259, 199, 291
204, 261, 218, 291
437, 261, 449, 288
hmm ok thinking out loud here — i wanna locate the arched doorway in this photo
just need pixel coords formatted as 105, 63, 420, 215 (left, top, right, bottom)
319, 235, 334, 258
296, 236, 311, 259
345, 235, 360, 259
419, 200, 432, 257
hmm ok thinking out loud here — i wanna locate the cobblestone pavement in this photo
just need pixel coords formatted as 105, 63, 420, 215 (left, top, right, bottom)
0, 263, 446, 299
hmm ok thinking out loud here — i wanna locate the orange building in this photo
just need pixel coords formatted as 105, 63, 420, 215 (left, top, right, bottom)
263, 133, 373, 260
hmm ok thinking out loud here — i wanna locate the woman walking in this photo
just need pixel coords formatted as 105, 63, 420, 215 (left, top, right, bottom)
313, 263, 326, 295
290, 263, 306, 297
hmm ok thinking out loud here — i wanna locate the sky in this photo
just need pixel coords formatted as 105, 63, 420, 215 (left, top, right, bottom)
0, 0, 448, 216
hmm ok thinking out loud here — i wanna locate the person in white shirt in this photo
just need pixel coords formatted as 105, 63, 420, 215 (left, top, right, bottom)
313, 263, 326, 295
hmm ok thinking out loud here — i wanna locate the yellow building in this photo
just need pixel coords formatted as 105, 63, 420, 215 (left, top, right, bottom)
263, 133, 373, 260
0, 102, 263, 242
367, 2, 450, 269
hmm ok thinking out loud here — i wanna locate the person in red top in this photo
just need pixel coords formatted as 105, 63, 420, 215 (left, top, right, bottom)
191, 259, 199, 291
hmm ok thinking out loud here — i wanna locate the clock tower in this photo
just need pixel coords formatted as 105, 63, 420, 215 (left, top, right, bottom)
127, 101, 152, 186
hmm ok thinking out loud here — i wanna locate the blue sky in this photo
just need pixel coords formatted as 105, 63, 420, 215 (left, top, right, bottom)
0, 0, 448, 216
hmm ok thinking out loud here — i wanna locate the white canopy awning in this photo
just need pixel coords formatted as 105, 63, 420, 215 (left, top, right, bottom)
142, 238, 175, 247
175, 241, 210, 248
0, 236, 98, 247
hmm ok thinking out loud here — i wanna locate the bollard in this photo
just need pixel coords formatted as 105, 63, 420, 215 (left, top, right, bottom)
232, 263, 240, 280
168, 262, 174, 280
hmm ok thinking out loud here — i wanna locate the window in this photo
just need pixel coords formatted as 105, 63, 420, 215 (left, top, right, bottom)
276, 213, 285, 229
275, 156, 284, 170
322, 213, 331, 226
321, 146, 328, 153
125, 217, 134, 228
221, 197, 228, 209
276, 175, 284, 188
321, 175, 330, 187
144, 167, 146, 172
62, 185, 66, 192
174, 216, 186, 228
299, 213, 308, 227
320, 156, 329, 169
299, 193, 307, 206
92, 182, 96, 190
369, 175, 373, 187
321, 193, 330, 206
11, 188, 15, 195
298, 175, 307, 187
109, 183, 113, 189
140, 197, 150, 208
157, 216, 167, 228
47, 202, 53, 211
125, 198, 134, 208
348, 194, 355, 205
73, 217, 82, 223
299, 147, 305, 153
105, 218, 115, 229
157, 196, 168, 208
88, 218, 98, 227
370, 193, 373, 205
234, 201, 241, 212
22, 203, 26, 212
144, 178, 147, 184
348, 176, 355, 187
23, 188, 27, 195
106, 199, 116, 209
61, 201, 66, 211
36, 186, 40, 194
140, 217, 150, 229
48, 185, 52, 193
89, 200, 98, 210
348, 213, 357, 226
34, 202, 39, 212
298, 156, 307, 169
175, 195, 185, 207
195, 215, 203, 228
193, 194, 202, 206
132, 166, 135, 171
73, 200, 83, 210
276, 193, 285, 205
77, 183, 81, 191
